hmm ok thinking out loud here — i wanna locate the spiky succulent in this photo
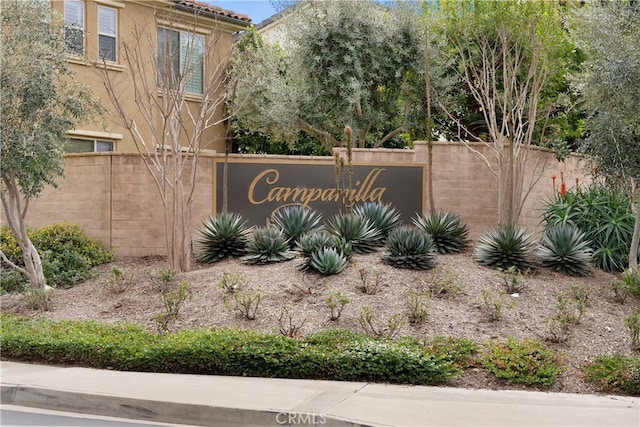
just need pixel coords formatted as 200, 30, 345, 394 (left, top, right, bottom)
272, 206, 323, 248
474, 226, 534, 272
310, 247, 348, 275
381, 225, 437, 270
196, 213, 250, 263
325, 213, 381, 254
296, 231, 351, 272
538, 224, 592, 276
413, 211, 469, 254
243, 227, 295, 265
354, 202, 402, 245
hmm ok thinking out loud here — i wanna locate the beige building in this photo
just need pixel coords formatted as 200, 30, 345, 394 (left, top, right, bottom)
51, 0, 251, 153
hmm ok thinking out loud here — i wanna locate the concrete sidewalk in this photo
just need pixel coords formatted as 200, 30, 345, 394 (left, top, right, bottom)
1, 361, 638, 427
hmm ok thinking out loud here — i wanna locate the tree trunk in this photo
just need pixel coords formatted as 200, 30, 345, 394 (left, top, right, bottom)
0, 177, 47, 289
630, 194, 640, 270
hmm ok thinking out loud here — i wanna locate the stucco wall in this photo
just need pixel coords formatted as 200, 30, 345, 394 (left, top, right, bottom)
14, 145, 590, 257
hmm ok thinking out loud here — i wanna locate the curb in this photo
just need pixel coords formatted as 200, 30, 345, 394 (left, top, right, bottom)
1, 384, 371, 427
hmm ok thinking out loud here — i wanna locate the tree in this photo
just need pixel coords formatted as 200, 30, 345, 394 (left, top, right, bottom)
436, 0, 573, 227
570, 0, 640, 269
98, 9, 251, 273
0, 0, 103, 289
235, 0, 424, 150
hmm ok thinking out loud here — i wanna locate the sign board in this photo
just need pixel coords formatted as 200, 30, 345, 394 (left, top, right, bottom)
214, 159, 425, 226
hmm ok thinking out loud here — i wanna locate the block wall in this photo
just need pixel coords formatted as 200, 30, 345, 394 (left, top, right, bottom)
11, 145, 590, 257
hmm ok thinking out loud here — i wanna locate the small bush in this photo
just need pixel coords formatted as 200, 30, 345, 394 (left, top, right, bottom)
104, 267, 133, 294
275, 305, 307, 337
272, 206, 322, 249
20, 288, 53, 311
545, 289, 586, 343
325, 290, 349, 321
404, 290, 430, 325
583, 355, 640, 396
621, 268, 640, 297
145, 267, 176, 293
481, 287, 513, 322
0, 269, 27, 294
1, 223, 113, 288
541, 183, 636, 273
196, 213, 250, 263
474, 226, 533, 272
218, 271, 247, 293
153, 281, 191, 332
424, 266, 465, 298
482, 337, 560, 387
625, 311, 640, 351
243, 227, 294, 265
413, 211, 469, 254
381, 226, 437, 270
354, 265, 383, 294
499, 266, 528, 294
223, 287, 264, 320
538, 224, 592, 276
357, 306, 405, 339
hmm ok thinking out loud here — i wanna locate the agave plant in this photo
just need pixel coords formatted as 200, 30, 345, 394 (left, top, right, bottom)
310, 247, 348, 275
381, 225, 437, 270
272, 206, 323, 248
243, 227, 295, 265
196, 213, 250, 263
413, 211, 469, 254
354, 202, 402, 245
296, 231, 352, 272
325, 213, 381, 254
474, 226, 534, 272
538, 224, 592, 276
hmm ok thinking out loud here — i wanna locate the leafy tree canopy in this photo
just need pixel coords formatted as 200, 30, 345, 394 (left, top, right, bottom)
1, 0, 103, 198
234, 0, 424, 150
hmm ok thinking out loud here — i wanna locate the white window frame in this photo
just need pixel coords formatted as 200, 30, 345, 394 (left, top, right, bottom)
64, 0, 85, 55
97, 6, 117, 62
157, 27, 204, 95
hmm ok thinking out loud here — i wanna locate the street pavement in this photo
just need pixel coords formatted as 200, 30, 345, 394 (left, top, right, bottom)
1, 361, 638, 427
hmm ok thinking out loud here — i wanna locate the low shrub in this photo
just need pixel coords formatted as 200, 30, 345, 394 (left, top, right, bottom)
583, 355, 640, 396
482, 337, 560, 387
541, 183, 636, 273
0, 314, 464, 386
0, 223, 113, 288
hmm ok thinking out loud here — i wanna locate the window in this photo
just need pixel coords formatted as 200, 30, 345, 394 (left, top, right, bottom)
66, 138, 114, 153
98, 6, 117, 62
64, 0, 84, 55
157, 27, 204, 94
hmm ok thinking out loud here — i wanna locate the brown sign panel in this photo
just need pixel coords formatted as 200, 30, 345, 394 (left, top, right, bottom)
214, 160, 425, 226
